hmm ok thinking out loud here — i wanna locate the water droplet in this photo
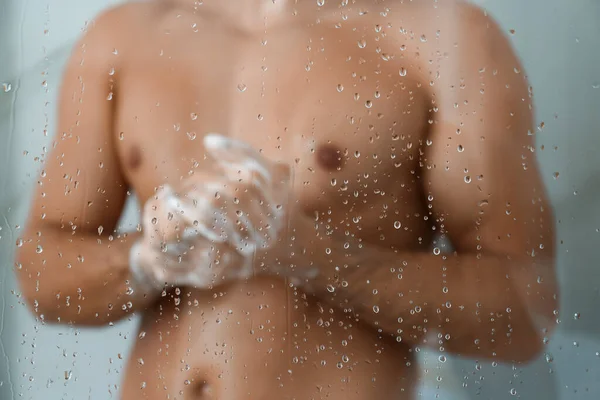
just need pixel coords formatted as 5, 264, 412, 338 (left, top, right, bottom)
457, 144, 464, 152
237, 83, 247, 92
2, 83, 11, 92
373, 305, 380, 313
438, 355, 446, 363
365, 100, 373, 108
336, 84, 344, 92
393, 221, 401, 229
357, 39, 367, 49
510, 388, 517, 396
399, 67, 407, 77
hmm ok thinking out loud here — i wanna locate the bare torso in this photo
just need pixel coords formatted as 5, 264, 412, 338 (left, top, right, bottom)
14, 0, 558, 397
86, 1, 443, 398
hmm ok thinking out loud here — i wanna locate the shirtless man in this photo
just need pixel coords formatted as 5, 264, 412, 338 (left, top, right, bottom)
16, 0, 558, 399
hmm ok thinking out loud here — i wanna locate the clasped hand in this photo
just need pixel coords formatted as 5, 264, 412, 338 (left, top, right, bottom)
130, 133, 318, 291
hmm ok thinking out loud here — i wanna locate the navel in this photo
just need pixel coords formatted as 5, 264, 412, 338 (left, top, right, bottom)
128, 145, 143, 170
315, 143, 343, 171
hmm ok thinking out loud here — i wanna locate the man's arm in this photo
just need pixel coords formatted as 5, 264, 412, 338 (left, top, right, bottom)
302, 5, 557, 362
16, 8, 156, 326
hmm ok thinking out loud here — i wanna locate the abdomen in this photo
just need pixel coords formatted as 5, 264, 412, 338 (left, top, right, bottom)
121, 277, 415, 399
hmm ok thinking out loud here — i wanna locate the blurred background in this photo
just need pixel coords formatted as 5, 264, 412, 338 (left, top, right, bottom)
0, 0, 599, 398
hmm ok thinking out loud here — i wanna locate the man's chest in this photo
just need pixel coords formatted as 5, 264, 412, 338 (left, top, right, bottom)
113, 26, 432, 246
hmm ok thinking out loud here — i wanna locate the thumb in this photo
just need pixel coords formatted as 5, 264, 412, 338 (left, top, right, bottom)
271, 162, 292, 190
269, 163, 293, 214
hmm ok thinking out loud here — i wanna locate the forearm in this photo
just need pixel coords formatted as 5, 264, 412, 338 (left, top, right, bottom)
306, 236, 555, 361
16, 226, 158, 326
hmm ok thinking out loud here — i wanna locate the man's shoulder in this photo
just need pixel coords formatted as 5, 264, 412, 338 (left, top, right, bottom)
451, 1, 508, 46
66, 1, 165, 68
78, 2, 160, 49
395, 0, 515, 70
387, 0, 507, 48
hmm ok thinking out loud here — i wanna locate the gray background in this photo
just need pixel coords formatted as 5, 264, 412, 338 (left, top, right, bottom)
0, 0, 598, 398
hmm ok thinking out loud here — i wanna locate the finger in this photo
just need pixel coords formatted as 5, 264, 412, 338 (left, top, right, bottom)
268, 162, 293, 217
146, 185, 198, 242
184, 183, 268, 251
240, 187, 284, 246
184, 186, 246, 246
175, 243, 248, 288
142, 184, 172, 232
203, 135, 293, 220
203, 133, 273, 185
271, 162, 292, 190
177, 182, 234, 243
268, 263, 320, 280
219, 185, 284, 251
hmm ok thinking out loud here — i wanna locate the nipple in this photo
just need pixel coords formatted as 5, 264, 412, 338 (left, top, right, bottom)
128, 145, 143, 170
193, 381, 213, 398
315, 143, 343, 171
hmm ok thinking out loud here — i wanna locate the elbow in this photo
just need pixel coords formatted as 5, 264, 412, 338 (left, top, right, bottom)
508, 305, 559, 364
18, 275, 68, 326
504, 325, 544, 364
19, 282, 65, 326
502, 255, 559, 363
16, 254, 98, 327
494, 309, 550, 364
16, 253, 50, 322
448, 311, 550, 364
20, 288, 121, 327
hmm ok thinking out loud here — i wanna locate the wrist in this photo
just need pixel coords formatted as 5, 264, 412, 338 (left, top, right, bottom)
289, 217, 338, 291
128, 240, 164, 299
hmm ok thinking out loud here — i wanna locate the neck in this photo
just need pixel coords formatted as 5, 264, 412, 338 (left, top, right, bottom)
176, 0, 291, 29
